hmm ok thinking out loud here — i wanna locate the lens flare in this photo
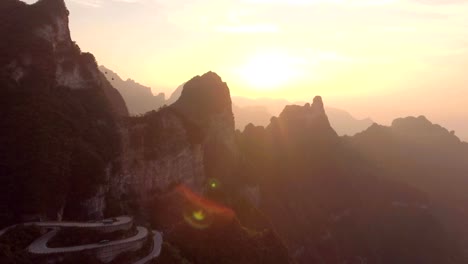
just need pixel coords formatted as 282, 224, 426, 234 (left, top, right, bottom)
193, 210, 205, 221
177, 185, 235, 230
183, 207, 212, 229
208, 178, 220, 190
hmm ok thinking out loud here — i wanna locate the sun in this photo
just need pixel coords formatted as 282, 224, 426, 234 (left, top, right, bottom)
238, 52, 302, 91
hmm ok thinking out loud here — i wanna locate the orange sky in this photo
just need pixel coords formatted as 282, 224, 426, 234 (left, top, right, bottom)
22, 0, 468, 139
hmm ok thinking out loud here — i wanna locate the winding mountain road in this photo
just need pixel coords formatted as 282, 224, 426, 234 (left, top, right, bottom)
33, 216, 132, 228
1, 216, 163, 263
0, 216, 132, 237
134, 231, 163, 264
28, 226, 149, 254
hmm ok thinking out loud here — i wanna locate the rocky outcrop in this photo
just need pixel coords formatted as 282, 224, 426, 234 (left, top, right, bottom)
172, 71, 234, 129
115, 72, 240, 208
274, 96, 338, 141
0, 0, 127, 226
172, 72, 239, 185
115, 108, 206, 206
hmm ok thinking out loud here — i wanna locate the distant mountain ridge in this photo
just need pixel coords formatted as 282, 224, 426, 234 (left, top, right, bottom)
237, 97, 466, 263
100, 66, 373, 135
347, 115, 468, 261
233, 97, 373, 135
99, 65, 165, 115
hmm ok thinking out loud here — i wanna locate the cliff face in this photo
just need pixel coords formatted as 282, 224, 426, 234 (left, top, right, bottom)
115, 108, 205, 207
0, 2, 291, 262
115, 72, 239, 210
0, 0, 127, 225
173, 72, 239, 185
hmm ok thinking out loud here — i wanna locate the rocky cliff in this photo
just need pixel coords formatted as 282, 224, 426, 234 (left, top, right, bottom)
0, 0, 127, 226
0, 2, 292, 262
114, 72, 238, 205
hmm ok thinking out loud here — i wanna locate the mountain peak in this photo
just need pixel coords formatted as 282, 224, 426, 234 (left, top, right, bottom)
34, 0, 69, 16
359, 115, 463, 144
391, 115, 433, 131
172, 71, 233, 128
279, 96, 328, 121
273, 96, 338, 140
312, 95, 324, 108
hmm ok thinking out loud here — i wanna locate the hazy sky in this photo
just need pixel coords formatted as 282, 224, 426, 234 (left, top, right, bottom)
22, 0, 468, 138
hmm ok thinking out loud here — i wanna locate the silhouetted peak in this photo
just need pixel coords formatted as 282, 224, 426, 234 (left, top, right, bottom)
391, 116, 433, 130
35, 0, 69, 16
387, 116, 461, 143
201, 71, 223, 82
279, 96, 328, 122
172, 72, 233, 127
312, 96, 324, 111
244, 123, 265, 133
273, 96, 337, 139
353, 122, 388, 138
369, 122, 384, 130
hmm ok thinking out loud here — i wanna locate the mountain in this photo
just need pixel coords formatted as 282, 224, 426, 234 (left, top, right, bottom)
0, 0, 127, 226
349, 115, 468, 204
99, 66, 166, 115
0, 2, 293, 263
2, 1, 468, 264
231, 96, 373, 135
236, 98, 465, 263
98, 70, 373, 135
348, 116, 468, 254
115, 71, 293, 263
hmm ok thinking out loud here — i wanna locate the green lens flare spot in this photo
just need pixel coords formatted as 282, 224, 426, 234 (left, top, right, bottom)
208, 179, 220, 189
193, 210, 205, 221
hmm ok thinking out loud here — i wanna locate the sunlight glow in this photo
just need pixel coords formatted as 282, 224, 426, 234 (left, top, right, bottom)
237, 52, 304, 91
